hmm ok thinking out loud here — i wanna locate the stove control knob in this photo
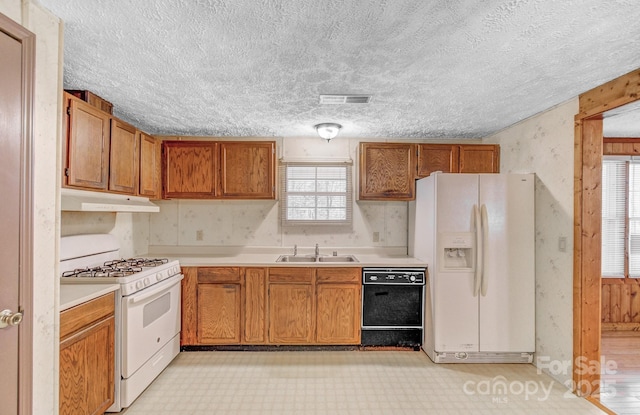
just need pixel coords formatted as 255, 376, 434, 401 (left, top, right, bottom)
370, 275, 378, 281
144, 277, 150, 287
409, 275, 416, 282
136, 281, 144, 290
156, 273, 163, 281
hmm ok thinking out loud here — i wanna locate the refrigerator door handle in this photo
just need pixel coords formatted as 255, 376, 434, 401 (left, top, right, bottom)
481, 204, 489, 296
473, 204, 482, 297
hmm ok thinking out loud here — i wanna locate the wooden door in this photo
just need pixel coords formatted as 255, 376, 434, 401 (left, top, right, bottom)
0, 16, 34, 415
59, 316, 115, 415
268, 268, 314, 344
65, 95, 111, 190
316, 268, 361, 344
163, 141, 218, 198
219, 141, 275, 199
243, 268, 266, 344
138, 132, 159, 198
109, 118, 138, 194
458, 144, 500, 173
196, 267, 242, 344
416, 144, 459, 177
268, 283, 314, 344
316, 284, 361, 344
359, 142, 416, 200
197, 284, 241, 344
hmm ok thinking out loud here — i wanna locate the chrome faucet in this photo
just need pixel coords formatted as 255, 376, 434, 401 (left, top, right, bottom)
315, 243, 320, 257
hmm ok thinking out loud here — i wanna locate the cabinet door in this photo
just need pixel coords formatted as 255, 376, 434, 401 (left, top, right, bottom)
220, 141, 275, 199
138, 132, 160, 198
417, 144, 460, 178
180, 267, 198, 346
268, 283, 314, 344
197, 283, 241, 344
243, 268, 266, 344
316, 283, 361, 344
59, 316, 115, 415
65, 96, 111, 190
109, 118, 139, 194
163, 141, 218, 198
459, 145, 500, 173
359, 142, 416, 200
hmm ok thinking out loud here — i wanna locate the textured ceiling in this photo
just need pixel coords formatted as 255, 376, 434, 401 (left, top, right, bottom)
38, 0, 640, 139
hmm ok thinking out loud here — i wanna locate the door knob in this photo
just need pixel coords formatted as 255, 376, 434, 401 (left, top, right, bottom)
0, 309, 23, 329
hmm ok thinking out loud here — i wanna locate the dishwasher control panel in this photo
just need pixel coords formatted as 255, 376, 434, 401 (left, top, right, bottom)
362, 268, 426, 285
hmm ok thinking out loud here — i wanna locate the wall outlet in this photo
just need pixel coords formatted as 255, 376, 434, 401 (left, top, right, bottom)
196, 230, 204, 241
373, 231, 380, 242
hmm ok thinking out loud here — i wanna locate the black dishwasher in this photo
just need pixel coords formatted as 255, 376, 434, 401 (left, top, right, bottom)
361, 267, 426, 348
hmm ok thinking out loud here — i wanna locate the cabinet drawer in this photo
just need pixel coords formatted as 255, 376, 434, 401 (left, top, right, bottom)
60, 292, 115, 340
198, 267, 241, 283
269, 267, 314, 283
317, 267, 361, 283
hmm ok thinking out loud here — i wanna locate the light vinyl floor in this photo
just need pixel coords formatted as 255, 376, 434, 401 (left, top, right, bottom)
120, 350, 605, 415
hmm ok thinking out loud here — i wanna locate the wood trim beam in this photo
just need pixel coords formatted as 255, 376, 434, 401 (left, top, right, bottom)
575, 67, 640, 398
578, 69, 640, 119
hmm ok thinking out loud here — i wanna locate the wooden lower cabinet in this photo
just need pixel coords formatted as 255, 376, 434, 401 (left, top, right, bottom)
268, 267, 315, 344
197, 267, 241, 344
181, 266, 362, 346
316, 268, 361, 344
60, 292, 115, 415
244, 268, 267, 343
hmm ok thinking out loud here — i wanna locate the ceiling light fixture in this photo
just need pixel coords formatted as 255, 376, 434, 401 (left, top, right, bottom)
315, 123, 342, 142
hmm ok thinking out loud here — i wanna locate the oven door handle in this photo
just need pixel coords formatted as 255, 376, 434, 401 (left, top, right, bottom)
128, 274, 184, 304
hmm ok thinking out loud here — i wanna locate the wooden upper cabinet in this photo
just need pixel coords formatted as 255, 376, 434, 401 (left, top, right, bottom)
417, 144, 460, 177
163, 141, 218, 198
109, 118, 139, 194
64, 94, 111, 190
417, 144, 500, 178
219, 141, 275, 199
138, 132, 160, 199
359, 142, 416, 200
458, 144, 500, 173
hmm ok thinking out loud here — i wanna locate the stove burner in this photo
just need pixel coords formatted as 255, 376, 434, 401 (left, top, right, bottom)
62, 265, 144, 278
104, 258, 169, 268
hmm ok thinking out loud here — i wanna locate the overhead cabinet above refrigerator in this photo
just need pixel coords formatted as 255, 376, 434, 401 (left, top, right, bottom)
409, 173, 535, 363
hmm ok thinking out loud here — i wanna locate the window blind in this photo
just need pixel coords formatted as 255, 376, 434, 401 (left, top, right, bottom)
601, 159, 627, 278
601, 159, 626, 277
279, 161, 352, 226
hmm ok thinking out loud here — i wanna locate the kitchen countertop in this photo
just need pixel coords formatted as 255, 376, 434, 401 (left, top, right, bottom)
60, 284, 120, 311
147, 247, 428, 268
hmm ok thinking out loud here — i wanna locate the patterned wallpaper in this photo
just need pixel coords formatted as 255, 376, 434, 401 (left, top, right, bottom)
484, 98, 579, 385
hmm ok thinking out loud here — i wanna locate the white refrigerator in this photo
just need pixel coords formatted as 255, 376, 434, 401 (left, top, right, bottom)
409, 173, 535, 363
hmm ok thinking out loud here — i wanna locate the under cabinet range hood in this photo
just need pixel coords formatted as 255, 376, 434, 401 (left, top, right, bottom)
61, 188, 160, 213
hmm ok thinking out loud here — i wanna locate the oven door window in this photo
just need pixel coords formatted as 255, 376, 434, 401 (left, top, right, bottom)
143, 292, 171, 327
362, 285, 423, 327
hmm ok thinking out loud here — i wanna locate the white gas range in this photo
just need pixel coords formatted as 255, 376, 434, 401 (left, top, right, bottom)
60, 234, 182, 412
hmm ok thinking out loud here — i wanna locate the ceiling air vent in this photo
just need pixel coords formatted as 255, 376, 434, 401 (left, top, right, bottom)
319, 94, 372, 104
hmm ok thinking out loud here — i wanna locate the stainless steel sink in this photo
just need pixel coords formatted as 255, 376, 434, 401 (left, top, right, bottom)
318, 255, 358, 262
275, 255, 317, 262
275, 254, 358, 263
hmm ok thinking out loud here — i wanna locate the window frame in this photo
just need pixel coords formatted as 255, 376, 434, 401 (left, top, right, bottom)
279, 161, 353, 227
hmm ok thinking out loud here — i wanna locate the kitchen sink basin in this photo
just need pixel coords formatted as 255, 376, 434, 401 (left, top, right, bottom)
275, 255, 317, 262
318, 255, 358, 262
275, 254, 359, 263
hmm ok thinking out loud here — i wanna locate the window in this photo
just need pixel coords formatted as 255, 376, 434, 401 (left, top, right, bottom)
601, 157, 640, 277
280, 161, 352, 226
